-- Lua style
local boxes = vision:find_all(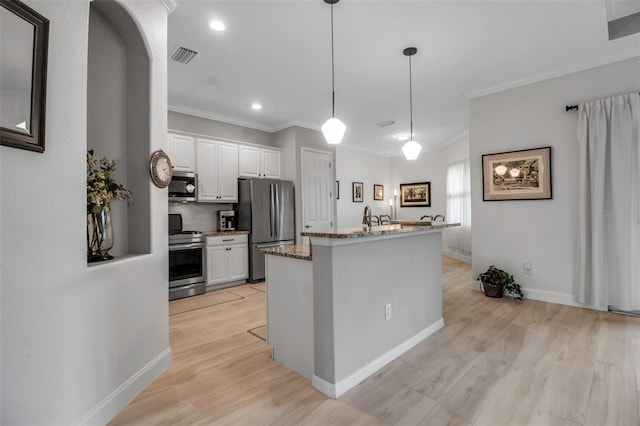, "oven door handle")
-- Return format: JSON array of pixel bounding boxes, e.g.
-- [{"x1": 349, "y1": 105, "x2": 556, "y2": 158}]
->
[{"x1": 169, "y1": 242, "x2": 205, "y2": 251}]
